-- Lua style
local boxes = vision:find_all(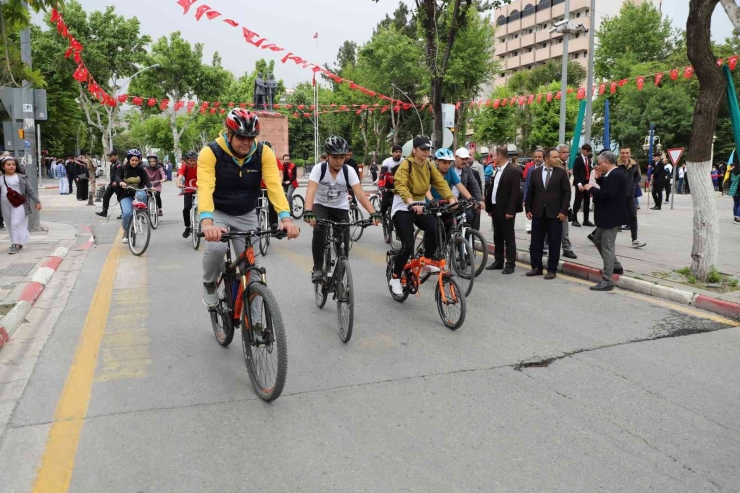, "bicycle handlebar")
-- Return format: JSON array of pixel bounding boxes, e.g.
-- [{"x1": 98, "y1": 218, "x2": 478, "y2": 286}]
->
[
  {"x1": 316, "y1": 218, "x2": 375, "y2": 229},
  {"x1": 196, "y1": 228, "x2": 288, "y2": 241}
]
